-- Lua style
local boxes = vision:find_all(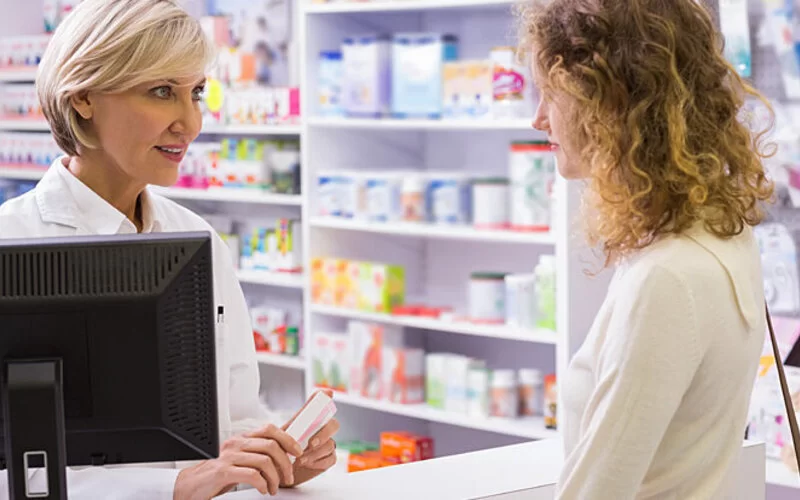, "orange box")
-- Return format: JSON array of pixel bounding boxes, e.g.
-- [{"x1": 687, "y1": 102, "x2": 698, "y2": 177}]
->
[
  {"x1": 380, "y1": 456, "x2": 401, "y2": 468},
  {"x1": 347, "y1": 451, "x2": 383, "y2": 473},
  {"x1": 379, "y1": 432, "x2": 434, "y2": 463}
]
